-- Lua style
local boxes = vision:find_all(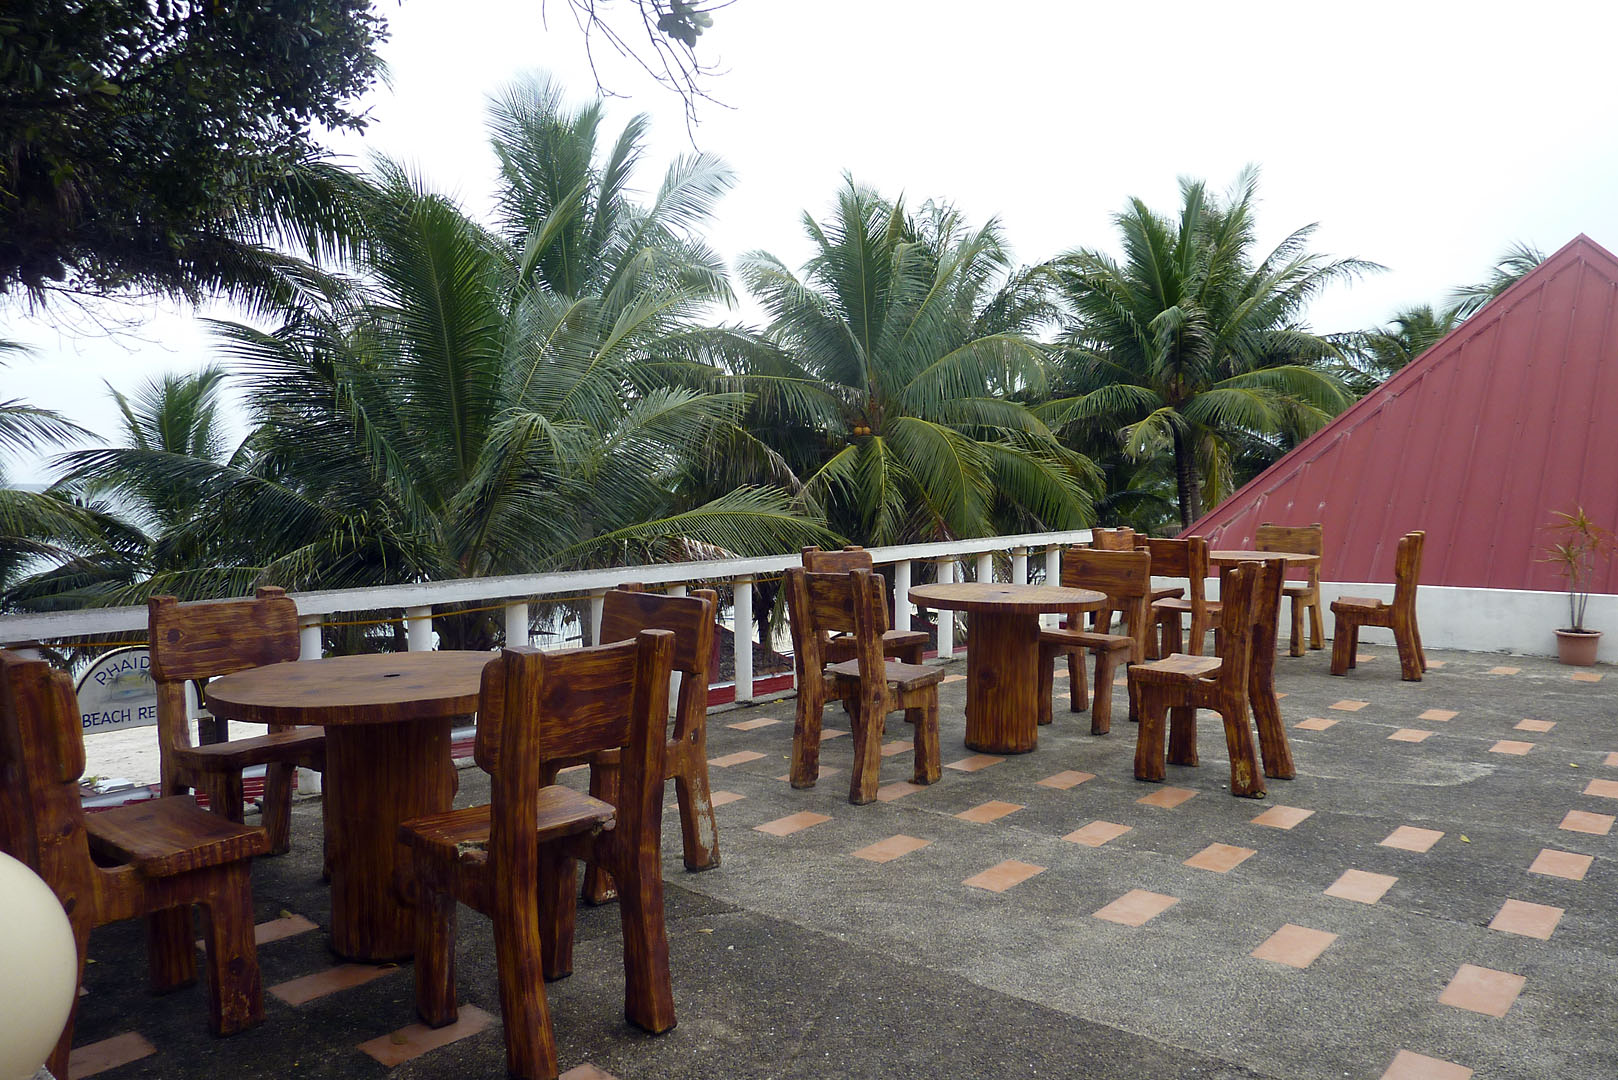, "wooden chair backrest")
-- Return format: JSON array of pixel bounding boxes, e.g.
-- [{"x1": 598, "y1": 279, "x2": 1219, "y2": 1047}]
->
[
  {"x1": 1090, "y1": 527, "x2": 1137, "y2": 551},
  {"x1": 1392, "y1": 531, "x2": 1425, "y2": 615},
  {"x1": 1246, "y1": 557, "x2": 1287, "y2": 654},
  {"x1": 1062, "y1": 547, "x2": 1152, "y2": 601},
  {"x1": 1256, "y1": 522, "x2": 1323, "y2": 585},
  {"x1": 0, "y1": 651, "x2": 93, "y2": 891},
  {"x1": 785, "y1": 567, "x2": 888, "y2": 688},
  {"x1": 802, "y1": 545, "x2": 875, "y2": 574},
  {"x1": 148, "y1": 587, "x2": 301, "y2": 683},
  {"x1": 474, "y1": 632, "x2": 674, "y2": 877},
  {"x1": 1208, "y1": 564, "x2": 1257, "y2": 689},
  {"x1": 600, "y1": 586, "x2": 717, "y2": 733},
  {"x1": 1137, "y1": 536, "x2": 1209, "y2": 604}
]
